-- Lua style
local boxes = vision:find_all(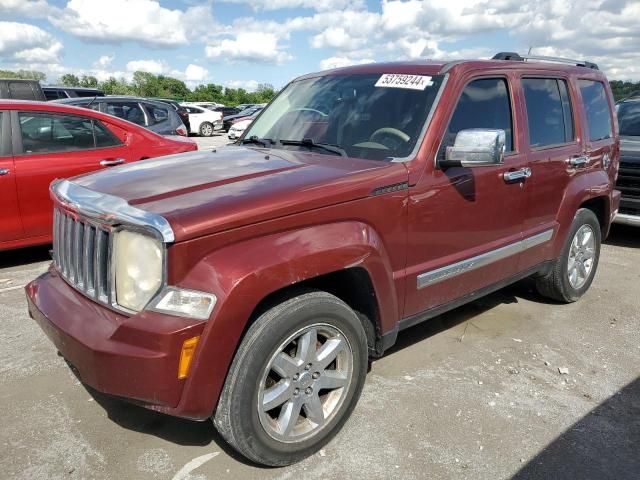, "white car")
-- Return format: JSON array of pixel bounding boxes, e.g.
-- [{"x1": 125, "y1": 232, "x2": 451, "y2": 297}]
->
[
  {"x1": 182, "y1": 105, "x2": 222, "y2": 136},
  {"x1": 227, "y1": 118, "x2": 252, "y2": 140}
]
